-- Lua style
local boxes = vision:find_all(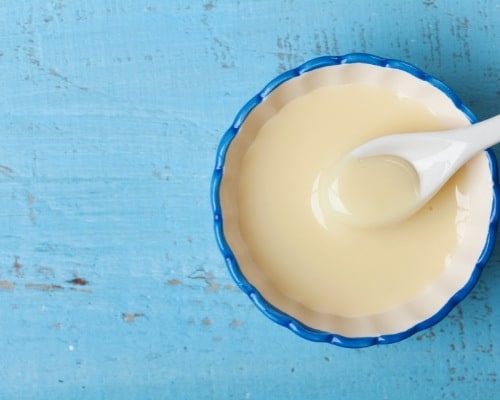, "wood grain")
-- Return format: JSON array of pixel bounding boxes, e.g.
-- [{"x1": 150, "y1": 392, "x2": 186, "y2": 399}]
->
[{"x1": 0, "y1": 0, "x2": 498, "y2": 398}]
